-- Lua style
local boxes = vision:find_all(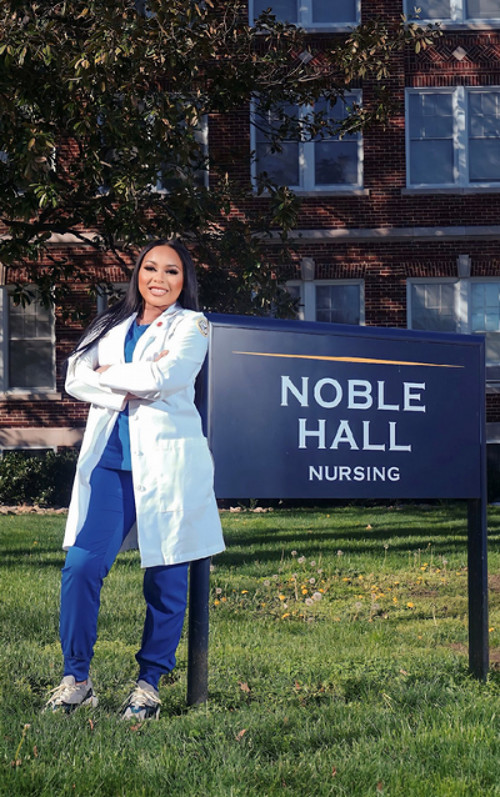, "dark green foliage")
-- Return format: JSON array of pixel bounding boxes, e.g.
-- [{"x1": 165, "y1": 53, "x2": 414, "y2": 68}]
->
[
  {"x1": 0, "y1": 448, "x2": 78, "y2": 507},
  {"x1": 0, "y1": 1, "x2": 439, "y2": 315}
]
